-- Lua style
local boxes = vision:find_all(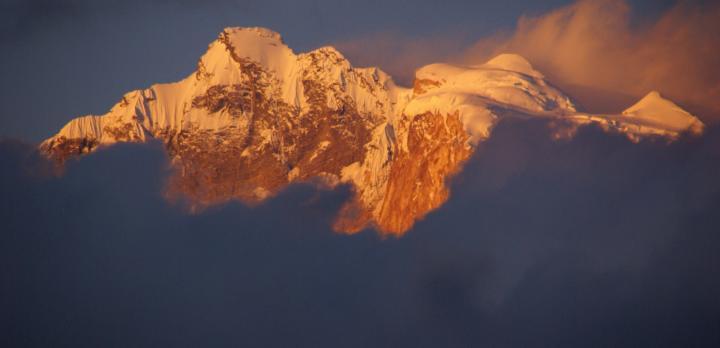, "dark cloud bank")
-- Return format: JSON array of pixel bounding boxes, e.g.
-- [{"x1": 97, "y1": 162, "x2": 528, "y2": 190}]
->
[{"x1": 2, "y1": 120, "x2": 720, "y2": 347}]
